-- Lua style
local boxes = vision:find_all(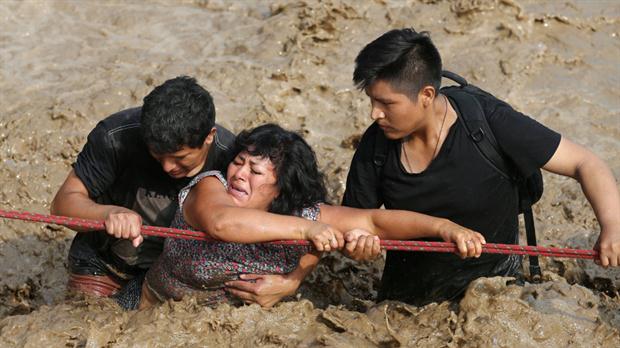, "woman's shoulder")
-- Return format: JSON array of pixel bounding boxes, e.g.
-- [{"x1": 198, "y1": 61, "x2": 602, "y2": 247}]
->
[
  {"x1": 189, "y1": 170, "x2": 227, "y2": 188},
  {"x1": 178, "y1": 170, "x2": 227, "y2": 205}
]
